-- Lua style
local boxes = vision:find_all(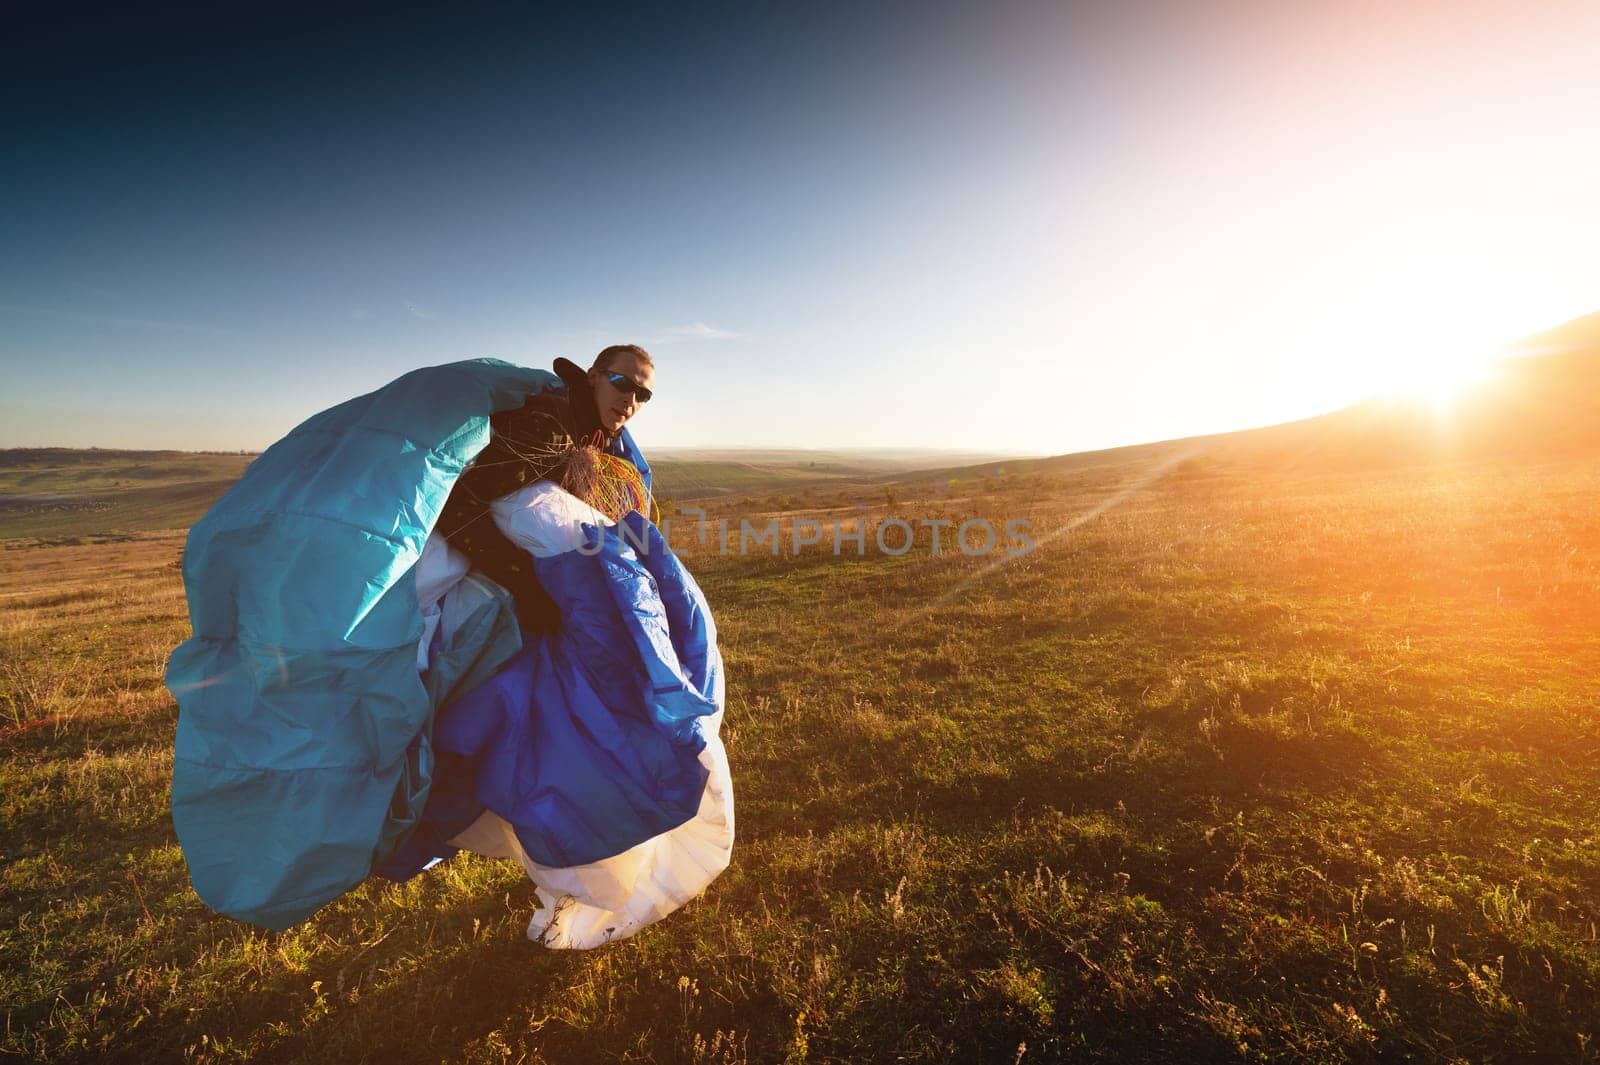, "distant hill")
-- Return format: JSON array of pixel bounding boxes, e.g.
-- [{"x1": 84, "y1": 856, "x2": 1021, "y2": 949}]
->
[
  {"x1": 0, "y1": 449, "x2": 256, "y2": 542},
  {"x1": 1507, "y1": 306, "x2": 1600, "y2": 359},
  {"x1": 0, "y1": 445, "x2": 1015, "y2": 541},
  {"x1": 0, "y1": 448, "x2": 256, "y2": 491},
  {"x1": 916, "y1": 308, "x2": 1600, "y2": 486},
  {"x1": 6, "y1": 308, "x2": 1597, "y2": 541},
  {"x1": 649, "y1": 448, "x2": 1017, "y2": 498},
  {"x1": 1228, "y1": 309, "x2": 1600, "y2": 471}
]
